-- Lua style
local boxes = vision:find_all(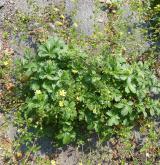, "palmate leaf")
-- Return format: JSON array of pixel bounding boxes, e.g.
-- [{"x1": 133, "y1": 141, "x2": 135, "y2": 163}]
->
[
  {"x1": 121, "y1": 106, "x2": 132, "y2": 116},
  {"x1": 115, "y1": 101, "x2": 133, "y2": 116},
  {"x1": 42, "y1": 82, "x2": 52, "y2": 93},
  {"x1": 38, "y1": 45, "x2": 51, "y2": 57},
  {"x1": 114, "y1": 95, "x2": 122, "y2": 102},
  {"x1": 107, "y1": 111, "x2": 120, "y2": 126},
  {"x1": 38, "y1": 37, "x2": 67, "y2": 59},
  {"x1": 115, "y1": 102, "x2": 124, "y2": 109},
  {"x1": 63, "y1": 132, "x2": 72, "y2": 144},
  {"x1": 57, "y1": 130, "x2": 75, "y2": 145},
  {"x1": 108, "y1": 115, "x2": 120, "y2": 126},
  {"x1": 127, "y1": 76, "x2": 136, "y2": 94},
  {"x1": 31, "y1": 82, "x2": 39, "y2": 91}
]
